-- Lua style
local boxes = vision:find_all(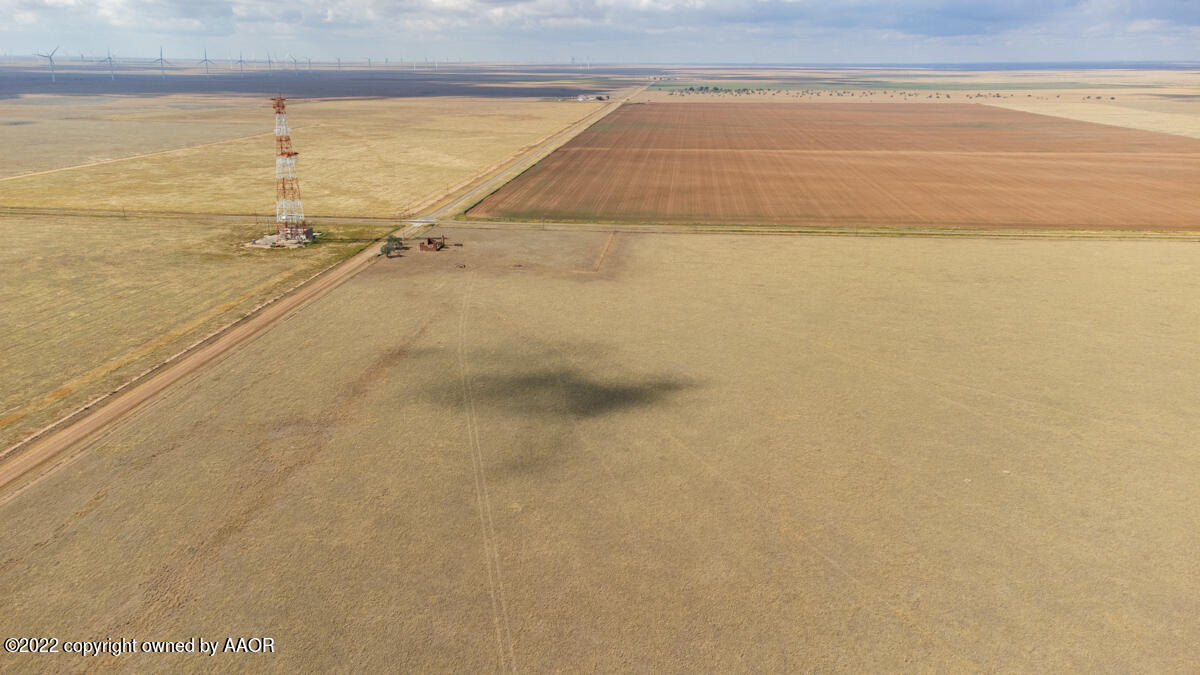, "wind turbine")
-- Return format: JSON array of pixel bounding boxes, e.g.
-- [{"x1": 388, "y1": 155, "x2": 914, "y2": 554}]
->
[
  {"x1": 236, "y1": 51, "x2": 245, "y2": 76},
  {"x1": 104, "y1": 48, "x2": 115, "y2": 80},
  {"x1": 199, "y1": 48, "x2": 213, "y2": 78},
  {"x1": 266, "y1": 51, "x2": 273, "y2": 76},
  {"x1": 288, "y1": 53, "x2": 298, "y2": 73},
  {"x1": 306, "y1": 56, "x2": 311, "y2": 72},
  {"x1": 336, "y1": 56, "x2": 341, "y2": 71},
  {"x1": 153, "y1": 46, "x2": 168, "y2": 80},
  {"x1": 35, "y1": 46, "x2": 58, "y2": 83}
]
